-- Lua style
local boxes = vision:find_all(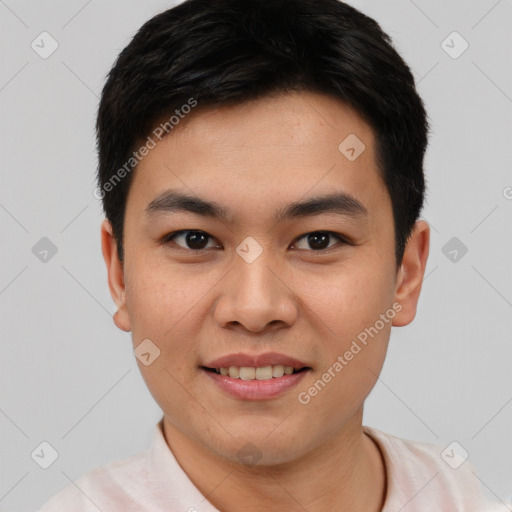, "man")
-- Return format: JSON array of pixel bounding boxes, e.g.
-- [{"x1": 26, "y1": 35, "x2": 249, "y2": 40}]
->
[{"x1": 39, "y1": 0, "x2": 502, "y2": 510}]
